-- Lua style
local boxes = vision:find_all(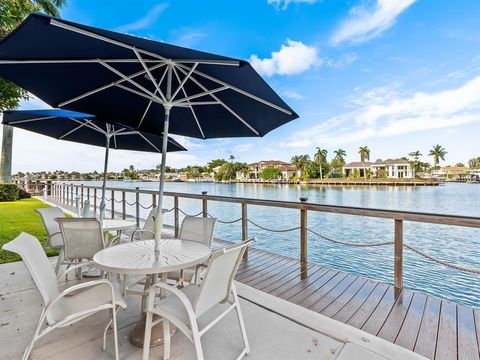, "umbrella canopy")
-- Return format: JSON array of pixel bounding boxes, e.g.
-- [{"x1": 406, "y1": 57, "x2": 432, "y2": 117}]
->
[
  {"x1": 2, "y1": 109, "x2": 186, "y2": 220},
  {"x1": 2, "y1": 109, "x2": 186, "y2": 153},
  {"x1": 0, "y1": 13, "x2": 299, "y2": 247},
  {"x1": 0, "y1": 13, "x2": 298, "y2": 139}
]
